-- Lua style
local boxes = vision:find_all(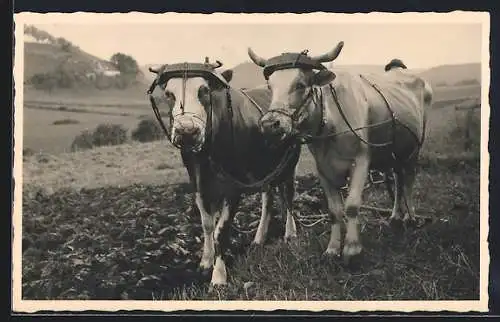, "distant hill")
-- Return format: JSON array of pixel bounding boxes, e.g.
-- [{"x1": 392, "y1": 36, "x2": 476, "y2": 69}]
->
[
  {"x1": 23, "y1": 26, "x2": 149, "y2": 97},
  {"x1": 226, "y1": 61, "x2": 481, "y2": 90},
  {"x1": 418, "y1": 63, "x2": 481, "y2": 87},
  {"x1": 24, "y1": 42, "x2": 119, "y2": 81},
  {"x1": 224, "y1": 61, "x2": 262, "y2": 89}
]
